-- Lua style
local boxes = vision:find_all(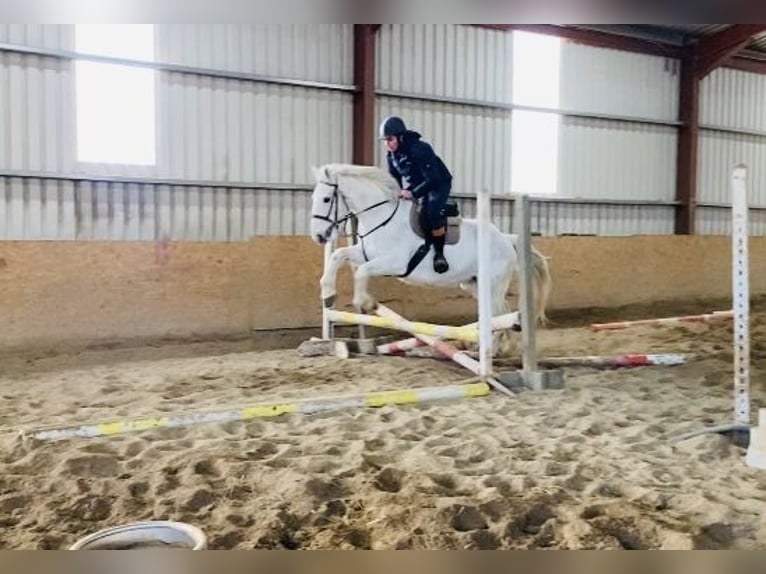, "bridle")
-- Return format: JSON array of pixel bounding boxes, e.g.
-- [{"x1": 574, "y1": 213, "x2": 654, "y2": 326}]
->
[{"x1": 311, "y1": 179, "x2": 400, "y2": 258}]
